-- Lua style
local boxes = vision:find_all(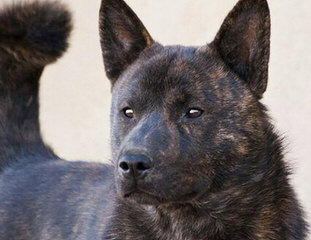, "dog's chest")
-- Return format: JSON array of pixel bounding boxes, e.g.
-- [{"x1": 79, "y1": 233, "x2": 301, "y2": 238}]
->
[{"x1": 154, "y1": 222, "x2": 201, "y2": 240}]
